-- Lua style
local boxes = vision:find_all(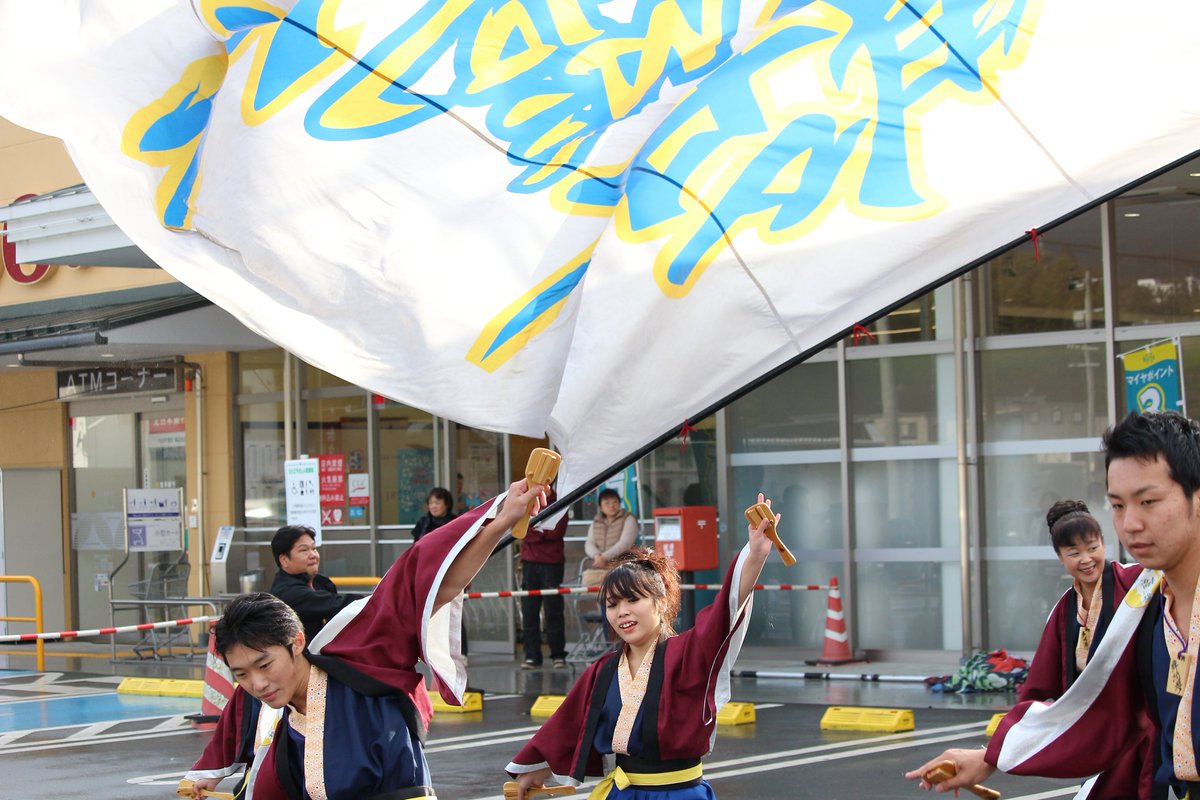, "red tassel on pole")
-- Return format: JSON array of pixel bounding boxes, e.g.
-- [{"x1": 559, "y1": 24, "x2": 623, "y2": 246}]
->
[
  {"x1": 678, "y1": 419, "x2": 697, "y2": 451},
  {"x1": 850, "y1": 324, "x2": 876, "y2": 346},
  {"x1": 1026, "y1": 227, "x2": 1040, "y2": 262}
]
